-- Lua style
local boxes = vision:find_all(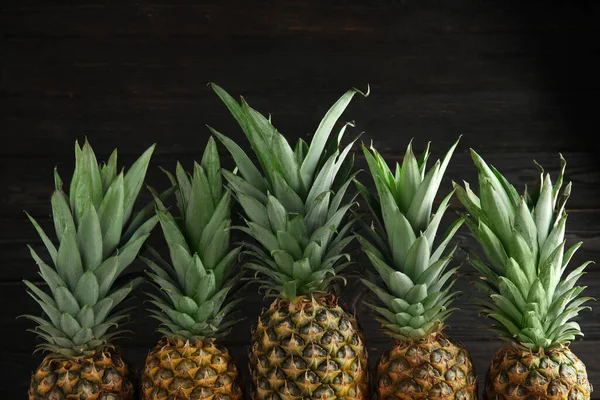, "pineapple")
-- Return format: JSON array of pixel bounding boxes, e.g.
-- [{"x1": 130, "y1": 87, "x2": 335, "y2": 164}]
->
[
  {"x1": 140, "y1": 137, "x2": 243, "y2": 400},
  {"x1": 25, "y1": 140, "x2": 157, "y2": 399},
  {"x1": 356, "y1": 140, "x2": 477, "y2": 400},
  {"x1": 210, "y1": 83, "x2": 369, "y2": 399},
  {"x1": 455, "y1": 150, "x2": 593, "y2": 399}
]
